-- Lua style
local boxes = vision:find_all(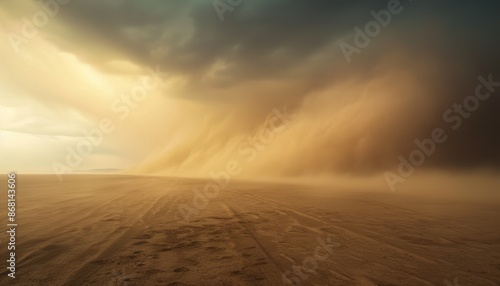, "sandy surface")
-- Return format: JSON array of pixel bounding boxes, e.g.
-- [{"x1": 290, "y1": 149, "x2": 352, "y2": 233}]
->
[{"x1": 0, "y1": 174, "x2": 499, "y2": 285}]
